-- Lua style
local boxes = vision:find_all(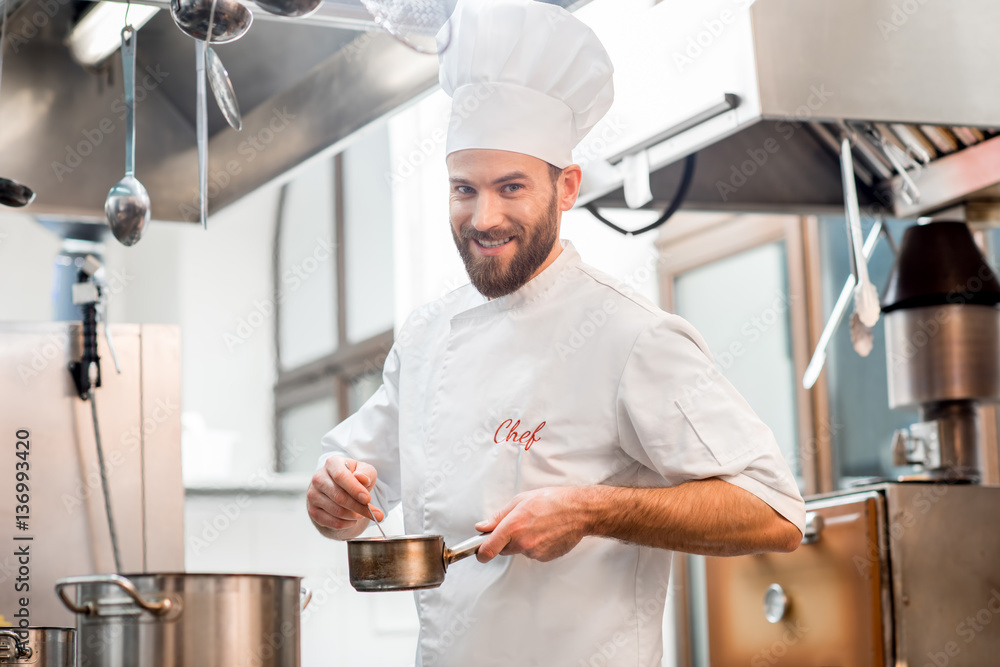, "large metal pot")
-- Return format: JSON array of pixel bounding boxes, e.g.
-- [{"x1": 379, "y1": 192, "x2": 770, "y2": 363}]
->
[
  {"x1": 0, "y1": 628, "x2": 75, "y2": 666},
  {"x1": 55, "y1": 573, "x2": 310, "y2": 667}
]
